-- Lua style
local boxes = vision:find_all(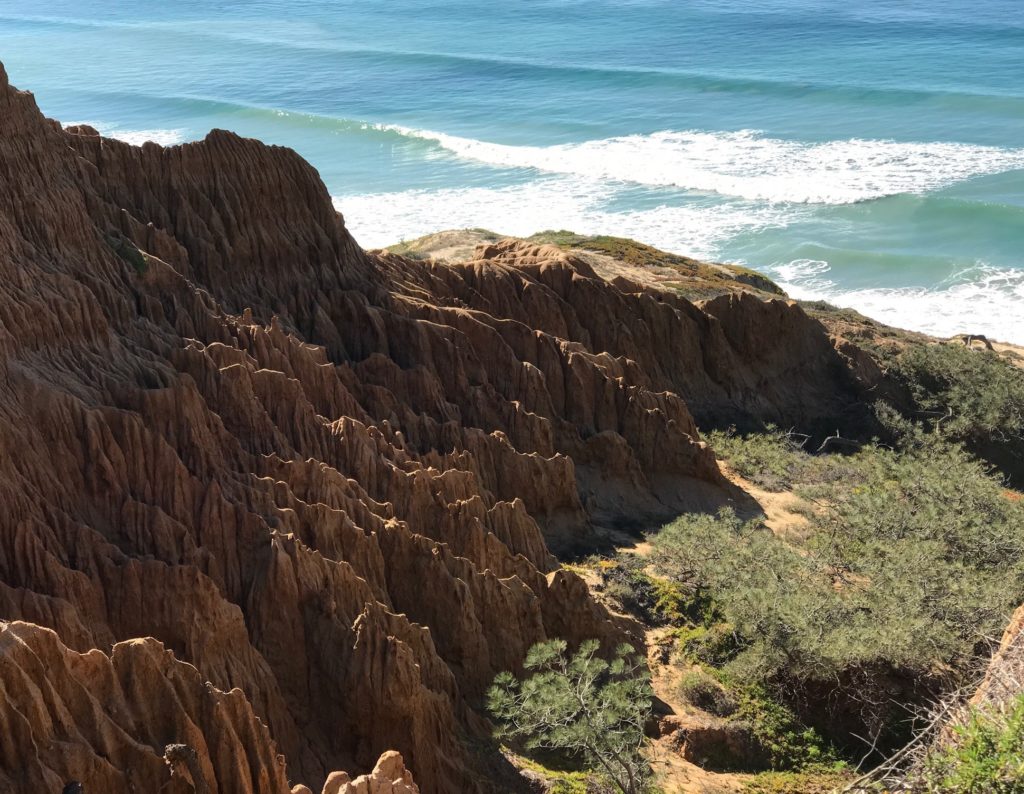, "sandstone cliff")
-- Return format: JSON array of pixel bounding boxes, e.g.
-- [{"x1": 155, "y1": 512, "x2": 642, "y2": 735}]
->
[
  {"x1": 0, "y1": 64, "x2": 871, "y2": 793},
  {"x1": 970, "y1": 604, "x2": 1024, "y2": 710}
]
